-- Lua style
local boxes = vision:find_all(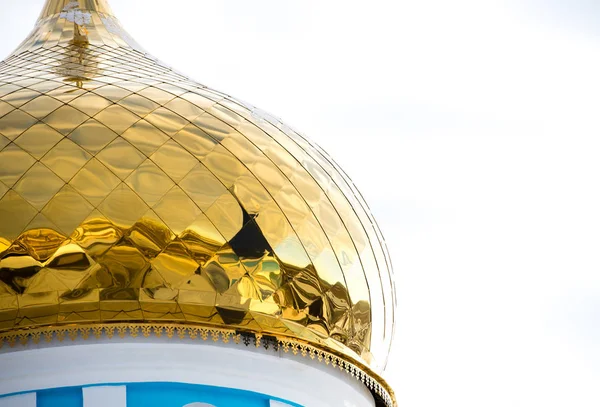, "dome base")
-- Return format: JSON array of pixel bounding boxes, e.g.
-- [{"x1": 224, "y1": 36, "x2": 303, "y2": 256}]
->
[{"x1": 0, "y1": 324, "x2": 378, "y2": 407}]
